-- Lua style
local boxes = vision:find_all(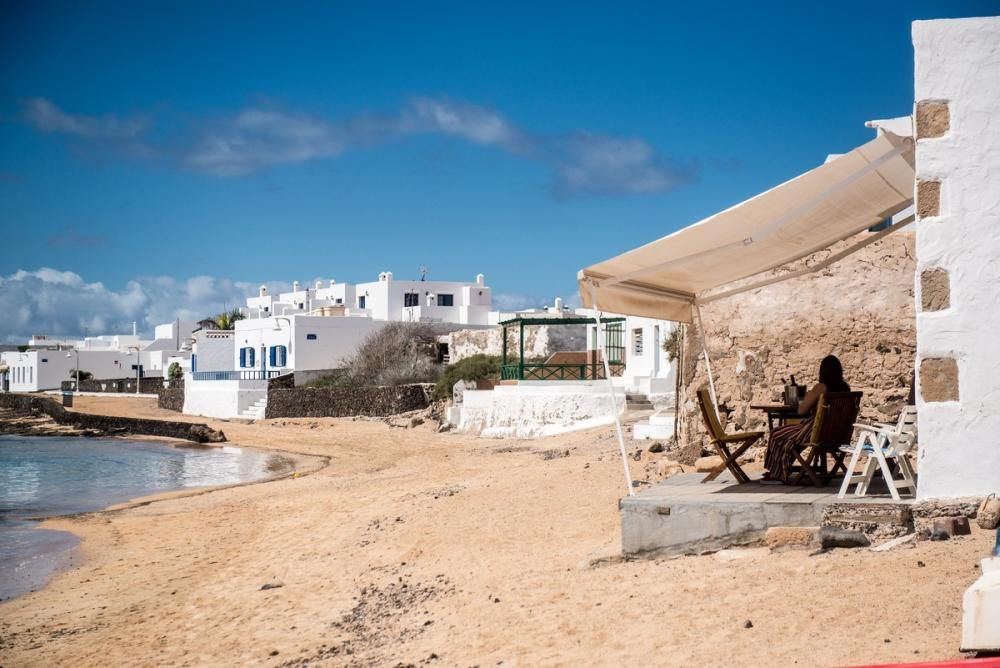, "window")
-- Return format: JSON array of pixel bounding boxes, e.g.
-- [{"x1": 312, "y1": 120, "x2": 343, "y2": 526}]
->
[
  {"x1": 633, "y1": 328, "x2": 644, "y2": 355},
  {"x1": 358, "y1": 296, "x2": 366, "y2": 309},
  {"x1": 437, "y1": 293, "x2": 454, "y2": 306},
  {"x1": 239, "y1": 347, "x2": 256, "y2": 368},
  {"x1": 269, "y1": 345, "x2": 288, "y2": 367},
  {"x1": 306, "y1": 333, "x2": 317, "y2": 341},
  {"x1": 335, "y1": 298, "x2": 343, "y2": 304},
  {"x1": 404, "y1": 292, "x2": 419, "y2": 307},
  {"x1": 41, "y1": 358, "x2": 48, "y2": 363},
  {"x1": 298, "y1": 303, "x2": 304, "y2": 309}
]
